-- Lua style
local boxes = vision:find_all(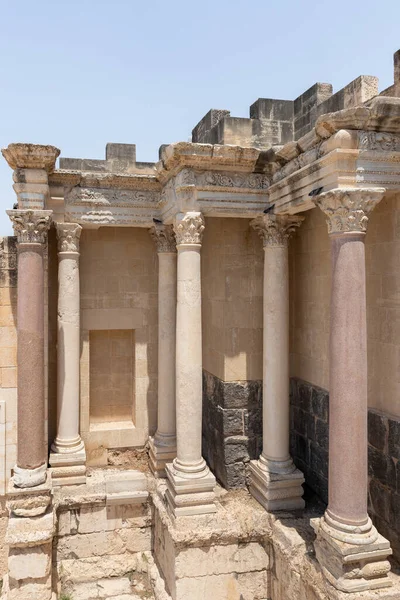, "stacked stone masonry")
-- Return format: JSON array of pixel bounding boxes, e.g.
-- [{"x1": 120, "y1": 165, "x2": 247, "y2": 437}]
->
[{"x1": 2, "y1": 48, "x2": 400, "y2": 600}]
